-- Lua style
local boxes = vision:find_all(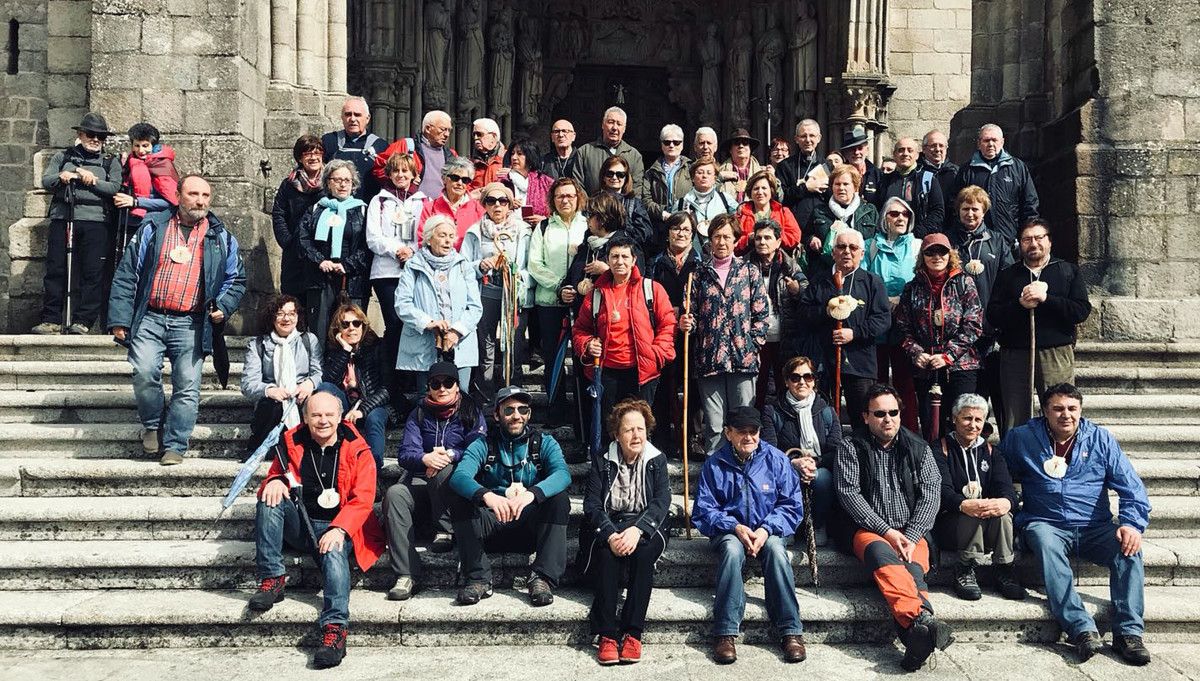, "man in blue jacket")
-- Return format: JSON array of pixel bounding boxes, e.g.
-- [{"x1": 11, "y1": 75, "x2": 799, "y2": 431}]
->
[
  {"x1": 1002, "y1": 383, "x2": 1152, "y2": 666},
  {"x1": 448, "y1": 386, "x2": 571, "y2": 607},
  {"x1": 692, "y1": 406, "x2": 806, "y2": 665},
  {"x1": 107, "y1": 175, "x2": 246, "y2": 466}
]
